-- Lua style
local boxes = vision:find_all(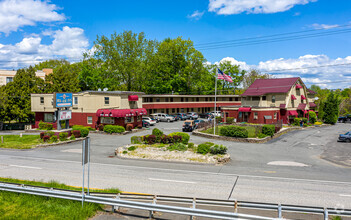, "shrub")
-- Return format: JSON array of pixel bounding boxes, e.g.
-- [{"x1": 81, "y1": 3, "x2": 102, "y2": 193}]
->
[
  {"x1": 309, "y1": 111, "x2": 317, "y2": 124},
  {"x1": 59, "y1": 132, "x2": 68, "y2": 141},
  {"x1": 262, "y1": 125, "x2": 275, "y2": 136},
  {"x1": 215, "y1": 116, "x2": 222, "y2": 123},
  {"x1": 123, "y1": 151, "x2": 128, "y2": 154},
  {"x1": 226, "y1": 117, "x2": 235, "y2": 124},
  {"x1": 50, "y1": 135, "x2": 58, "y2": 143},
  {"x1": 43, "y1": 135, "x2": 50, "y2": 142},
  {"x1": 210, "y1": 144, "x2": 227, "y2": 155},
  {"x1": 98, "y1": 124, "x2": 104, "y2": 131},
  {"x1": 128, "y1": 146, "x2": 136, "y2": 151},
  {"x1": 40, "y1": 132, "x2": 45, "y2": 139},
  {"x1": 103, "y1": 125, "x2": 125, "y2": 134},
  {"x1": 147, "y1": 135, "x2": 156, "y2": 144},
  {"x1": 152, "y1": 128, "x2": 163, "y2": 137},
  {"x1": 72, "y1": 125, "x2": 89, "y2": 137},
  {"x1": 72, "y1": 130, "x2": 81, "y2": 138},
  {"x1": 126, "y1": 124, "x2": 133, "y2": 131},
  {"x1": 160, "y1": 135, "x2": 170, "y2": 144},
  {"x1": 168, "y1": 132, "x2": 190, "y2": 144},
  {"x1": 257, "y1": 133, "x2": 267, "y2": 139},
  {"x1": 293, "y1": 118, "x2": 301, "y2": 126},
  {"x1": 219, "y1": 126, "x2": 248, "y2": 138},
  {"x1": 188, "y1": 143, "x2": 195, "y2": 149},
  {"x1": 314, "y1": 121, "x2": 323, "y2": 125},
  {"x1": 38, "y1": 121, "x2": 53, "y2": 130},
  {"x1": 167, "y1": 143, "x2": 187, "y2": 151},
  {"x1": 69, "y1": 135, "x2": 76, "y2": 140},
  {"x1": 302, "y1": 117, "x2": 308, "y2": 124},
  {"x1": 44, "y1": 131, "x2": 55, "y2": 137},
  {"x1": 197, "y1": 142, "x2": 214, "y2": 155},
  {"x1": 131, "y1": 136, "x2": 142, "y2": 144},
  {"x1": 170, "y1": 135, "x2": 182, "y2": 144}
]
